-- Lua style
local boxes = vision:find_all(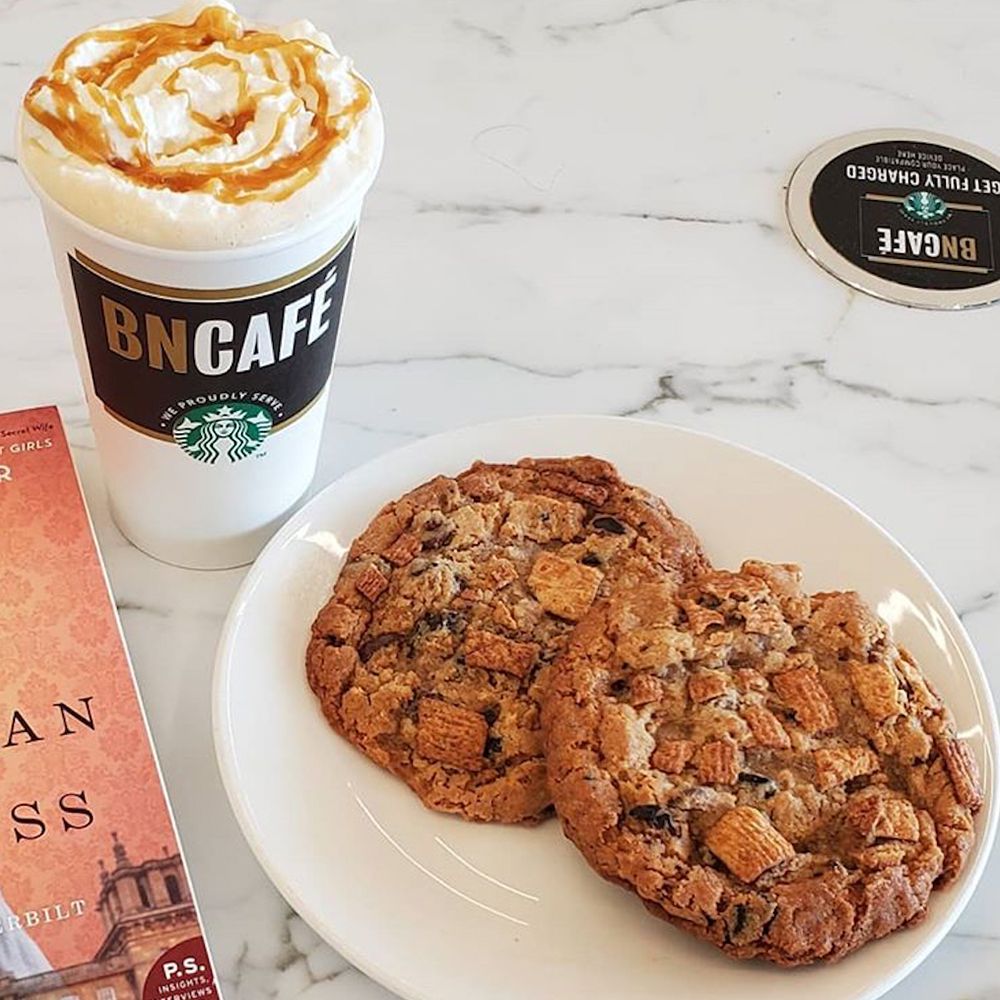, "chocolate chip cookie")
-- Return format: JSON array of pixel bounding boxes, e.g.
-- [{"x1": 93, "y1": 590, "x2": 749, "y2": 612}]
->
[
  {"x1": 306, "y1": 456, "x2": 708, "y2": 824},
  {"x1": 543, "y1": 561, "x2": 982, "y2": 964}
]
